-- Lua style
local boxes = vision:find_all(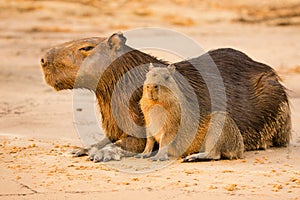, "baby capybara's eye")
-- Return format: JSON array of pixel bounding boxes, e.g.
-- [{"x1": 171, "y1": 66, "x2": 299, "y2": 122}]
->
[{"x1": 164, "y1": 75, "x2": 169, "y2": 81}]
